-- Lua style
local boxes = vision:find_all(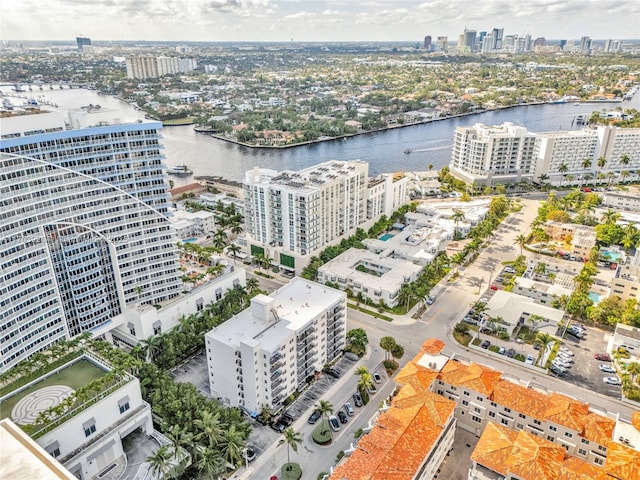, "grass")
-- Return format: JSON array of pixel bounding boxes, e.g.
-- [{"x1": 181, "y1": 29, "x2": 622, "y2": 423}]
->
[
  {"x1": 0, "y1": 359, "x2": 106, "y2": 420},
  {"x1": 348, "y1": 303, "x2": 393, "y2": 322},
  {"x1": 161, "y1": 117, "x2": 195, "y2": 126},
  {"x1": 281, "y1": 463, "x2": 302, "y2": 480},
  {"x1": 453, "y1": 329, "x2": 472, "y2": 347},
  {"x1": 312, "y1": 419, "x2": 332, "y2": 445}
]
